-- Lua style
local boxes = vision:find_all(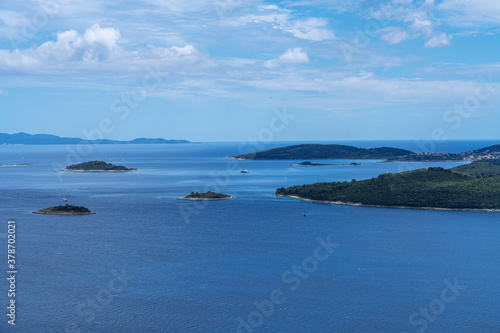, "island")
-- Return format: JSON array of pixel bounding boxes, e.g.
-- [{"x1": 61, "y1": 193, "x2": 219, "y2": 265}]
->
[
  {"x1": 291, "y1": 161, "x2": 361, "y2": 166},
  {"x1": 229, "y1": 144, "x2": 414, "y2": 160},
  {"x1": 178, "y1": 191, "x2": 233, "y2": 200},
  {"x1": 275, "y1": 160, "x2": 500, "y2": 211},
  {"x1": 63, "y1": 161, "x2": 137, "y2": 172},
  {"x1": 33, "y1": 204, "x2": 95, "y2": 215},
  {"x1": 228, "y1": 143, "x2": 500, "y2": 162}
]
